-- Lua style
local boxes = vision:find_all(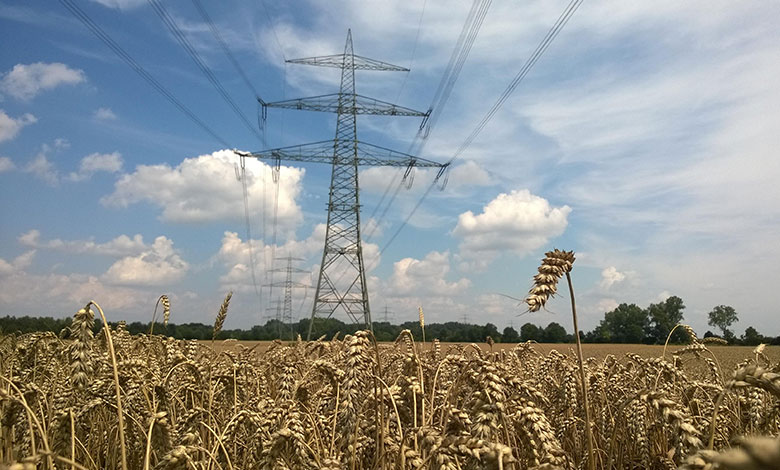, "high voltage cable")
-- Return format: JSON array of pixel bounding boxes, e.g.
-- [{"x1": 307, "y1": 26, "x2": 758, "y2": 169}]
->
[
  {"x1": 147, "y1": 0, "x2": 264, "y2": 141},
  {"x1": 365, "y1": 0, "x2": 491, "y2": 242},
  {"x1": 413, "y1": 0, "x2": 492, "y2": 156},
  {"x1": 59, "y1": 0, "x2": 231, "y2": 148},
  {"x1": 373, "y1": 0, "x2": 585, "y2": 264},
  {"x1": 389, "y1": 0, "x2": 427, "y2": 109},
  {"x1": 239, "y1": 163, "x2": 262, "y2": 303},
  {"x1": 191, "y1": 0, "x2": 262, "y2": 102},
  {"x1": 260, "y1": 0, "x2": 288, "y2": 62},
  {"x1": 364, "y1": 0, "x2": 429, "y2": 242},
  {"x1": 260, "y1": 2, "x2": 291, "y2": 314},
  {"x1": 452, "y1": 0, "x2": 584, "y2": 161},
  {"x1": 192, "y1": 0, "x2": 260, "y2": 97},
  {"x1": 61, "y1": 0, "x2": 266, "y2": 311},
  {"x1": 268, "y1": 168, "x2": 281, "y2": 306},
  {"x1": 188, "y1": 0, "x2": 268, "y2": 314}
]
